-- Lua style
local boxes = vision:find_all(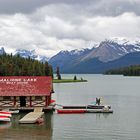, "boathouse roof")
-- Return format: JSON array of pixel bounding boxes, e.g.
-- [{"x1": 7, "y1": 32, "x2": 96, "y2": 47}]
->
[{"x1": 0, "y1": 76, "x2": 52, "y2": 96}]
